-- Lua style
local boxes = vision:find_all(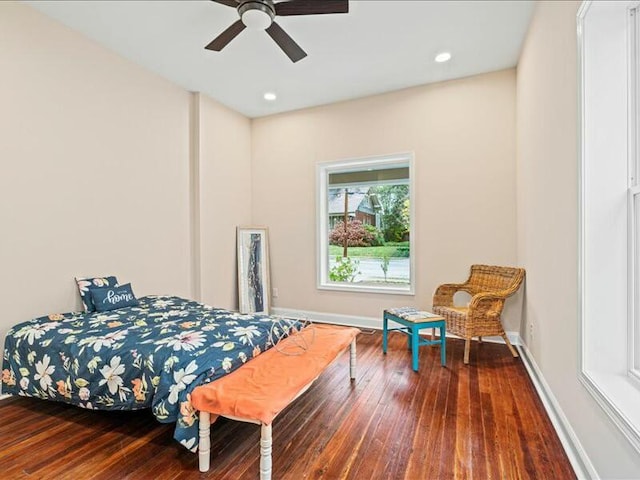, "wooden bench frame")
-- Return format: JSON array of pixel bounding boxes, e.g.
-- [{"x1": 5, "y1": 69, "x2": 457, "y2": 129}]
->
[{"x1": 197, "y1": 339, "x2": 357, "y2": 480}]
